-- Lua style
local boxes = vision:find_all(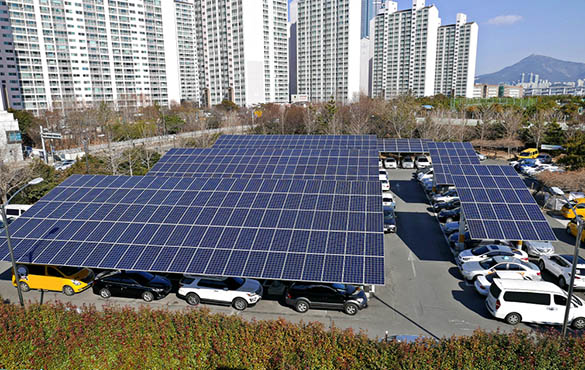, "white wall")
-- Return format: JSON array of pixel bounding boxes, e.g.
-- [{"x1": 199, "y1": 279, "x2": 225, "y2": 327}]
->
[
  {"x1": 359, "y1": 38, "x2": 370, "y2": 96},
  {"x1": 423, "y1": 6, "x2": 440, "y2": 96},
  {"x1": 242, "y1": 0, "x2": 266, "y2": 105},
  {"x1": 347, "y1": 0, "x2": 362, "y2": 101},
  {"x1": 465, "y1": 23, "x2": 479, "y2": 98},
  {"x1": 162, "y1": 1, "x2": 182, "y2": 105}
]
